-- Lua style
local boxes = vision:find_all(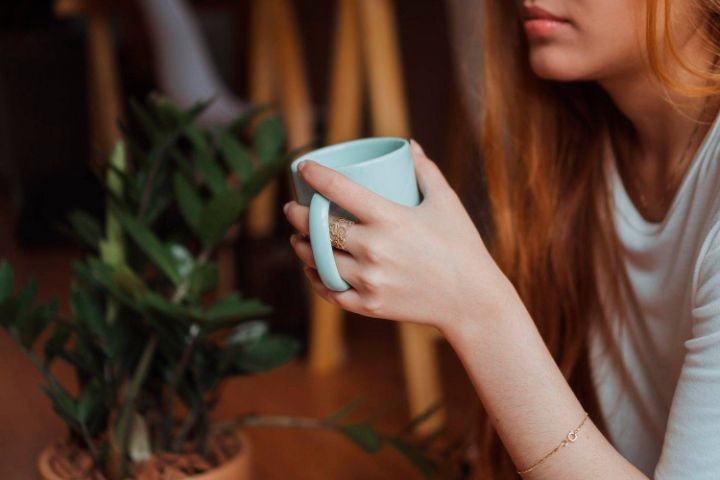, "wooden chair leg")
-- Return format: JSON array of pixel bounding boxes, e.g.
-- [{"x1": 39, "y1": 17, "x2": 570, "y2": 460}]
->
[
  {"x1": 308, "y1": 0, "x2": 364, "y2": 373},
  {"x1": 270, "y1": 0, "x2": 315, "y2": 150},
  {"x1": 87, "y1": 0, "x2": 123, "y2": 165},
  {"x1": 309, "y1": 299, "x2": 346, "y2": 372},
  {"x1": 358, "y1": 0, "x2": 409, "y2": 136},
  {"x1": 247, "y1": 0, "x2": 278, "y2": 238},
  {"x1": 359, "y1": 0, "x2": 445, "y2": 433},
  {"x1": 399, "y1": 323, "x2": 445, "y2": 434}
]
